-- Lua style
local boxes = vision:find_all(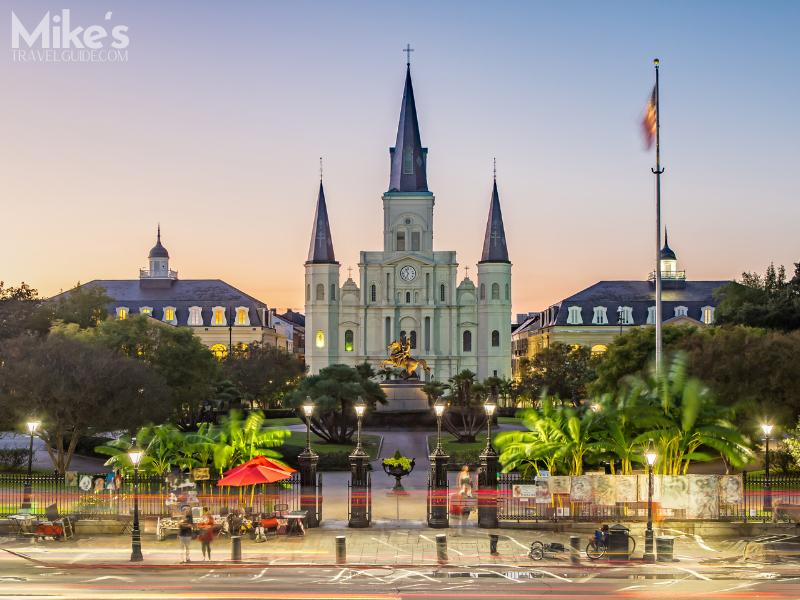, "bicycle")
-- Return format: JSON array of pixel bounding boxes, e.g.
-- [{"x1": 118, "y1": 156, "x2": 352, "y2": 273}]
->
[{"x1": 585, "y1": 531, "x2": 636, "y2": 560}]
